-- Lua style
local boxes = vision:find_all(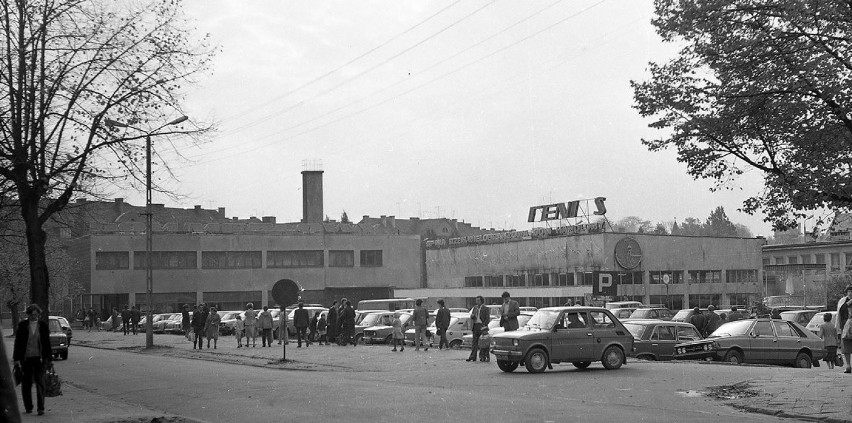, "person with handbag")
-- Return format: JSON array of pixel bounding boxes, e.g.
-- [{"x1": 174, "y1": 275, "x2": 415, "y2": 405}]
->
[
  {"x1": 12, "y1": 304, "x2": 52, "y2": 416},
  {"x1": 835, "y1": 285, "x2": 852, "y2": 373},
  {"x1": 499, "y1": 292, "x2": 521, "y2": 332},
  {"x1": 467, "y1": 296, "x2": 490, "y2": 362},
  {"x1": 435, "y1": 299, "x2": 451, "y2": 350}
]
